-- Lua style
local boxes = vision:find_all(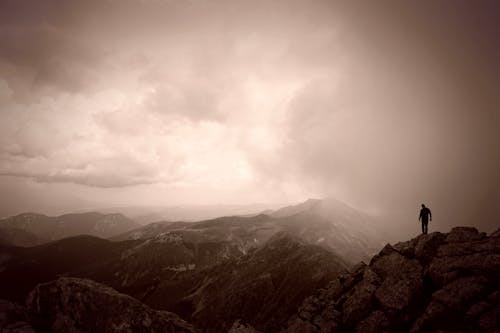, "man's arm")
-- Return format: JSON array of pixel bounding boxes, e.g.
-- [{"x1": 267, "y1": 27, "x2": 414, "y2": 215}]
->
[{"x1": 429, "y1": 209, "x2": 432, "y2": 221}]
